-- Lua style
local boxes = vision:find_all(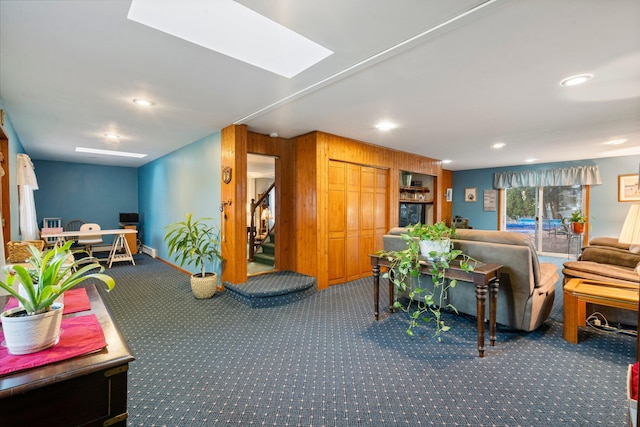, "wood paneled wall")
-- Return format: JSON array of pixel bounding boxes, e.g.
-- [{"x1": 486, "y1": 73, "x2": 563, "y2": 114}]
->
[
  {"x1": 221, "y1": 128, "x2": 443, "y2": 290},
  {"x1": 220, "y1": 124, "x2": 248, "y2": 285},
  {"x1": 441, "y1": 169, "x2": 453, "y2": 226},
  {"x1": 292, "y1": 131, "x2": 442, "y2": 289}
]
